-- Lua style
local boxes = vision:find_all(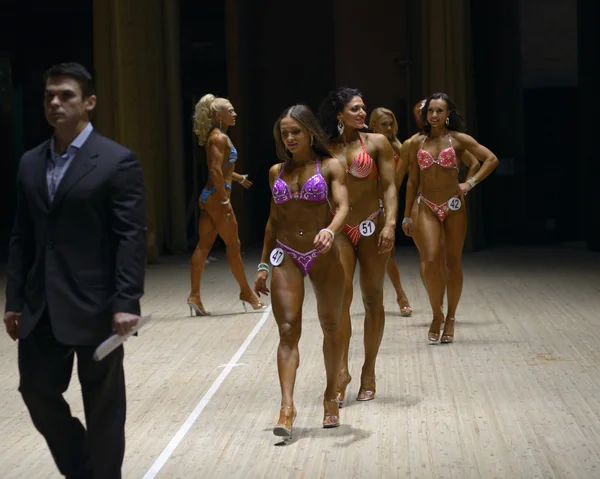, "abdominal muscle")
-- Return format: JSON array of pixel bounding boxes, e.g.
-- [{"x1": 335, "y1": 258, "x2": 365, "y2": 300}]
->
[
  {"x1": 275, "y1": 202, "x2": 332, "y2": 252},
  {"x1": 419, "y1": 168, "x2": 459, "y2": 204}
]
